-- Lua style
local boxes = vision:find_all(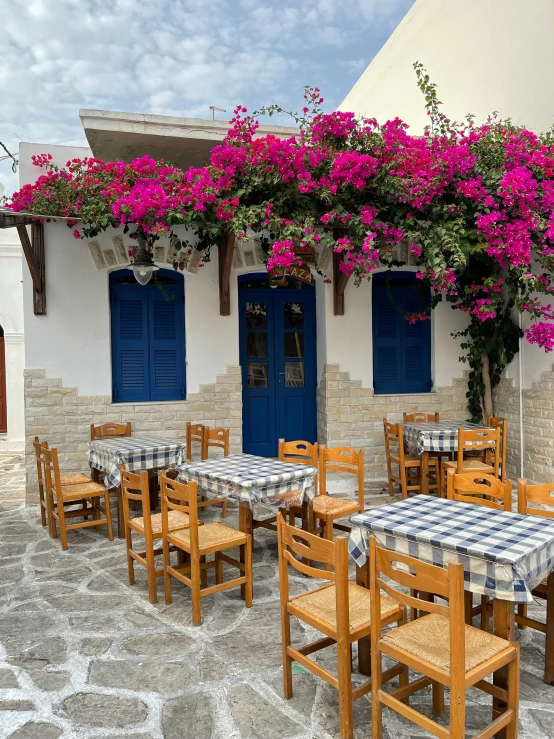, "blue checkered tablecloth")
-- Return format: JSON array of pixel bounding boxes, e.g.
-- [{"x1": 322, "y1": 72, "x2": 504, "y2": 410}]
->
[
  {"x1": 403, "y1": 420, "x2": 492, "y2": 455},
  {"x1": 89, "y1": 436, "x2": 186, "y2": 489},
  {"x1": 349, "y1": 496, "x2": 554, "y2": 603},
  {"x1": 176, "y1": 454, "x2": 317, "y2": 511}
]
